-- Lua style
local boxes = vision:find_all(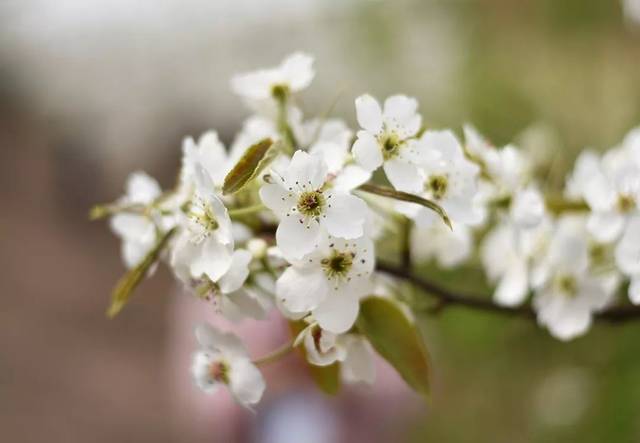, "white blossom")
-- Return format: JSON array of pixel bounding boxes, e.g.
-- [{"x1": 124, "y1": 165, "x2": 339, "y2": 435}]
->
[
  {"x1": 231, "y1": 52, "x2": 314, "y2": 103},
  {"x1": 191, "y1": 323, "x2": 265, "y2": 408},
  {"x1": 411, "y1": 221, "x2": 472, "y2": 268},
  {"x1": 171, "y1": 165, "x2": 234, "y2": 283},
  {"x1": 615, "y1": 215, "x2": 640, "y2": 304},
  {"x1": 276, "y1": 234, "x2": 374, "y2": 333},
  {"x1": 352, "y1": 94, "x2": 433, "y2": 193},
  {"x1": 110, "y1": 171, "x2": 171, "y2": 268},
  {"x1": 397, "y1": 129, "x2": 482, "y2": 228},
  {"x1": 260, "y1": 150, "x2": 368, "y2": 259},
  {"x1": 532, "y1": 216, "x2": 617, "y2": 341}
]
